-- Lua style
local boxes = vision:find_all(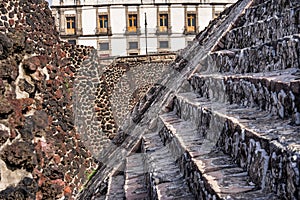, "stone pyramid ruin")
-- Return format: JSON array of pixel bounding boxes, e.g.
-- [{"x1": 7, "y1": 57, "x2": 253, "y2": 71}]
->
[
  {"x1": 0, "y1": 0, "x2": 299, "y2": 199},
  {"x1": 79, "y1": 0, "x2": 300, "y2": 199}
]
